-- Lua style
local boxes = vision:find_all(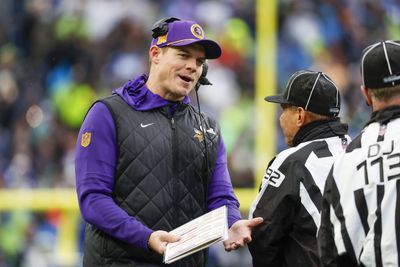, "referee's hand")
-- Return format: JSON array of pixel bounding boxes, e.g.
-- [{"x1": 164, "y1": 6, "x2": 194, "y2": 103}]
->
[
  {"x1": 148, "y1": 230, "x2": 181, "y2": 255},
  {"x1": 223, "y1": 217, "x2": 263, "y2": 251}
]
